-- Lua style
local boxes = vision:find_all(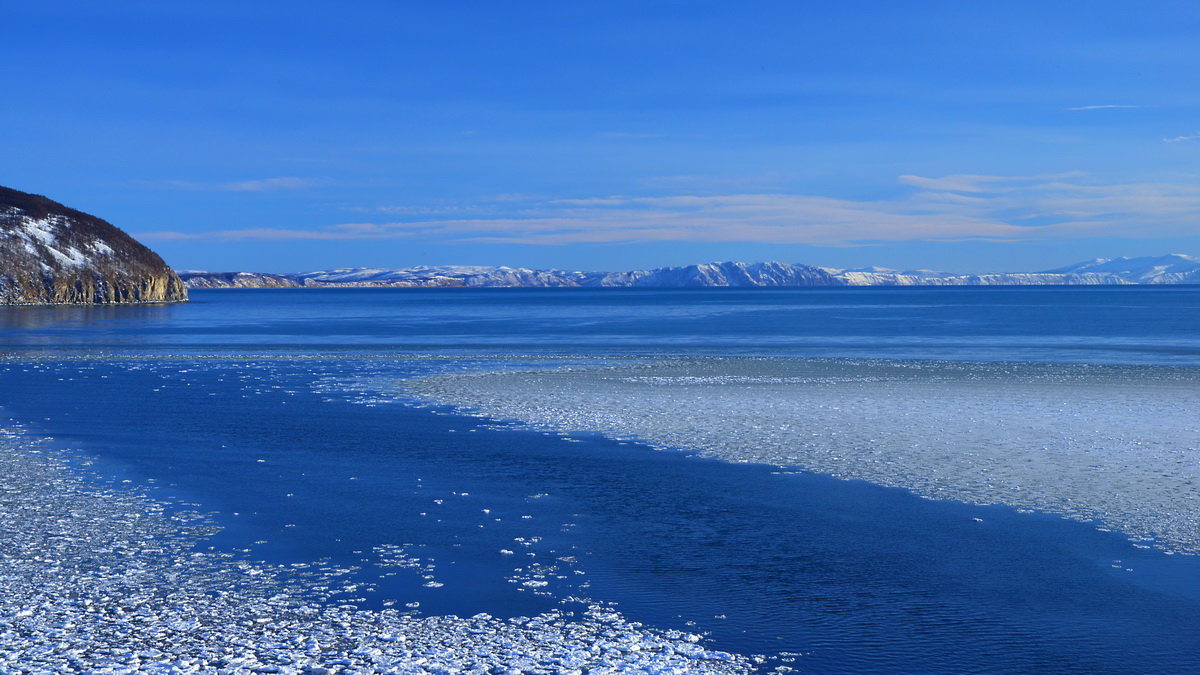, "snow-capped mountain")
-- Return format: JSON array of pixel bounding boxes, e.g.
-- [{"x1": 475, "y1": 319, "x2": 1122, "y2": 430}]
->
[
  {"x1": 824, "y1": 267, "x2": 1130, "y2": 286},
  {"x1": 0, "y1": 185, "x2": 187, "y2": 305},
  {"x1": 183, "y1": 261, "x2": 840, "y2": 288},
  {"x1": 179, "y1": 255, "x2": 1200, "y2": 289},
  {"x1": 1043, "y1": 254, "x2": 1200, "y2": 284},
  {"x1": 297, "y1": 266, "x2": 597, "y2": 287},
  {"x1": 598, "y1": 261, "x2": 838, "y2": 287},
  {"x1": 179, "y1": 271, "x2": 302, "y2": 289}
]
